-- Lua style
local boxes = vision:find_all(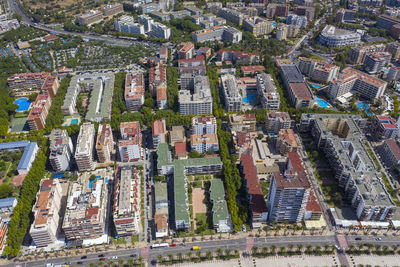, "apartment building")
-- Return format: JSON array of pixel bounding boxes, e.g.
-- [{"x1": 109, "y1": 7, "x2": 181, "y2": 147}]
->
[
  {"x1": 27, "y1": 93, "x2": 51, "y2": 131},
  {"x1": 113, "y1": 166, "x2": 141, "y2": 236},
  {"x1": 242, "y1": 17, "x2": 273, "y2": 36},
  {"x1": 96, "y1": 124, "x2": 114, "y2": 163},
  {"x1": 319, "y1": 25, "x2": 361, "y2": 47},
  {"x1": 265, "y1": 112, "x2": 291, "y2": 135},
  {"x1": 220, "y1": 74, "x2": 242, "y2": 112},
  {"x1": 266, "y1": 4, "x2": 289, "y2": 17},
  {"x1": 300, "y1": 113, "x2": 396, "y2": 222},
  {"x1": 178, "y1": 75, "x2": 213, "y2": 116},
  {"x1": 192, "y1": 25, "x2": 242, "y2": 43},
  {"x1": 7, "y1": 72, "x2": 50, "y2": 96},
  {"x1": 63, "y1": 179, "x2": 107, "y2": 241},
  {"x1": 30, "y1": 179, "x2": 62, "y2": 247},
  {"x1": 256, "y1": 72, "x2": 280, "y2": 110},
  {"x1": 197, "y1": 47, "x2": 212, "y2": 59},
  {"x1": 293, "y1": 6, "x2": 315, "y2": 21},
  {"x1": 157, "y1": 143, "x2": 222, "y2": 231},
  {"x1": 75, "y1": 123, "x2": 96, "y2": 172},
  {"x1": 328, "y1": 67, "x2": 387, "y2": 100},
  {"x1": 298, "y1": 57, "x2": 340, "y2": 83},
  {"x1": 287, "y1": 14, "x2": 308, "y2": 28},
  {"x1": 364, "y1": 52, "x2": 392, "y2": 74},
  {"x1": 386, "y1": 42, "x2": 400, "y2": 60},
  {"x1": 279, "y1": 64, "x2": 314, "y2": 108},
  {"x1": 101, "y1": 3, "x2": 123, "y2": 17},
  {"x1": 275, "y1": 129, "x2": 299, "y2": 155},
  {"x1": 209, "y1": 179, "x2": 232, "y2": 232},
  {"x1": 216, "y1": 49, "x2": 260, "y2": 65},
  {"x1": 78, "y1": 10, "x2": 103, "y2": 25},
  {"x1": 240, "y1": 153, "x2": 268, "y2": 227},
  {"x1": 267, "y1": 151, "x2": 311, "y2": 223},
  {"x1": 119, "y1": 121, "x2": 142, "y2": 162},
  {"x1": 178, "y1": 42, "x2": 195, "y2": 59},
  {"x1": 377, "y1": 14, "x2": 400, "y2": 31},
  {"x1": 218, "y1": 7, "x2": 244, "y2": 26},
  {"x1": 192, "y1": 116, "x2": 217, "y2": 135},
  {"x1": 149, "y1": 65, "x2": 167, "y2": 97},
  {"x1": 154, "y1": 183, "x2": 169, "y2": 238},
  {"x1": 49, "y1": 129, "x2": 73, "y2": 172},
  {"x1": 381, "y1": 139, "x2": 400, "y2": 171},
  {"x1": 190, "y1": 134, "x2": 219, "y2": 153},
  {"x1": 373, "y1": 115, "x2": 400, "y2": 140},
  {"x1": 229, "y1": 113, "x2": 257, "y2": 133},
  {"x1": 159, "y1": 47, "x2": 168, "y2": 63},
  {"x1": 40, "y1": 75, "x2": 59, "y2": 100},
  {"x1": 137, "y1": 15, "x2": 171, "y2": 39},
  {"x1": 0, "y1": 141, "x2": 38, "y2": 175},
  {"x1": 170, "y1": 126, "x2": 186, "y2": 144},
  {"x1": 349, "y1": 43, "x2": 386, "y2": 64},
  {"x1": 114, "y1": 16, "x2": 145, "y2": 35},
  {"x1": 152, "y1": 118, "x2": 167, "y2": 149},
  {"x1": 125, "y1": 72, "x2": 145, "y2": 111}
]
